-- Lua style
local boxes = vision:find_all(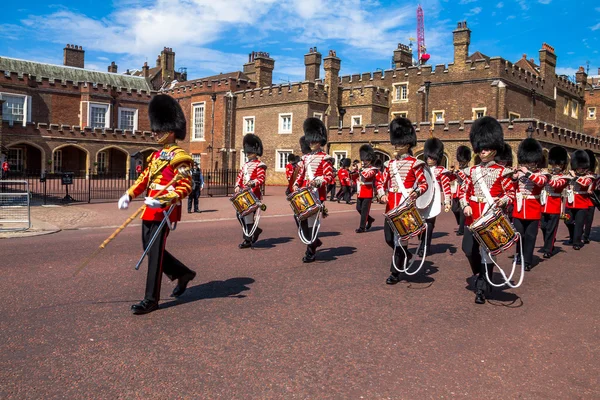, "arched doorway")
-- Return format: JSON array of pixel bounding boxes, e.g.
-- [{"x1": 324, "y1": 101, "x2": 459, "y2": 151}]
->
[
  {"x1": 7, "y1": 142, "x2": 45, "y2": 174},
  {"x1": 96, "y1": 146, "x2": 128, "y2": 176},
  {"x1": 53, "y1": 145, "x2": 89, "y2": 176}
]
